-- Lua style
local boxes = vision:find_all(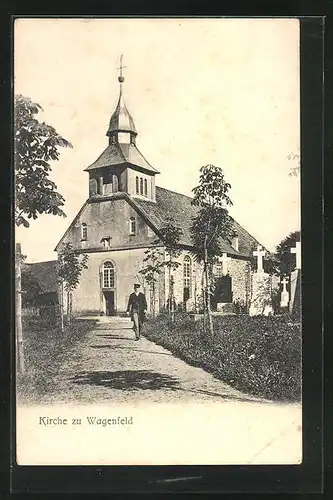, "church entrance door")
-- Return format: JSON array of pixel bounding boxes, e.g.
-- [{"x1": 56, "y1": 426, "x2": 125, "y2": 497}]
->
[
  {"x1": 213, "y1": 275, "x2": 232, "y2": 307},
  {"x1": 183, "y1": 287, "x2": 190, "y2": 311},
  {"x1": 104, "y1": 291, "x2": 115, "y2": 316}
]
